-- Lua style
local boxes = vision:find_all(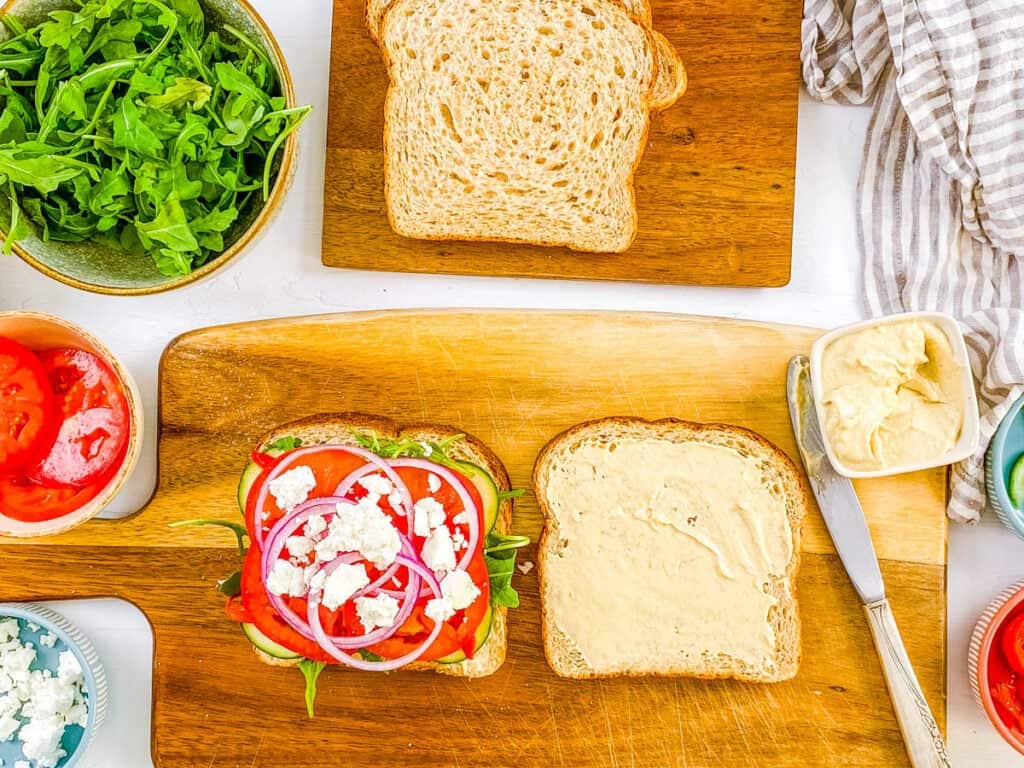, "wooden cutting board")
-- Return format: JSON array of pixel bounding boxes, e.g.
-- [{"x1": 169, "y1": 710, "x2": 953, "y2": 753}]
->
[
  {"x1": 0, "y1": 311, "x2": 947, "y2": 768},
  {"x1": 321, "y1": 0, "x2": 800, "y2": 286}
]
